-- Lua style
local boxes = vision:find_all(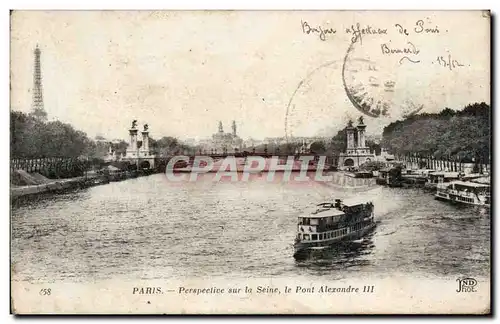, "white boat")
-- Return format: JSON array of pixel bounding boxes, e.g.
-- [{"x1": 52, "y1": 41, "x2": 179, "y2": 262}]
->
[
  {"x1": 435, "y1": 180, "x2": 490, "y2": 207},
  {"x1": 293, "y1": 199, "x2": 375, "y2": 259}
]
